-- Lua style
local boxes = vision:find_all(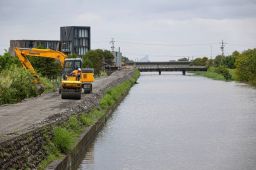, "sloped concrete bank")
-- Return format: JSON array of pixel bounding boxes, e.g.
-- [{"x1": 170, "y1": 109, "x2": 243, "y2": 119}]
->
[
  {"x1": 0, "y1": 68, "x2": 139, "y2": 169},
  {"x1": 48, "y1": 86, "x2": 133, "y2": 170}
]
